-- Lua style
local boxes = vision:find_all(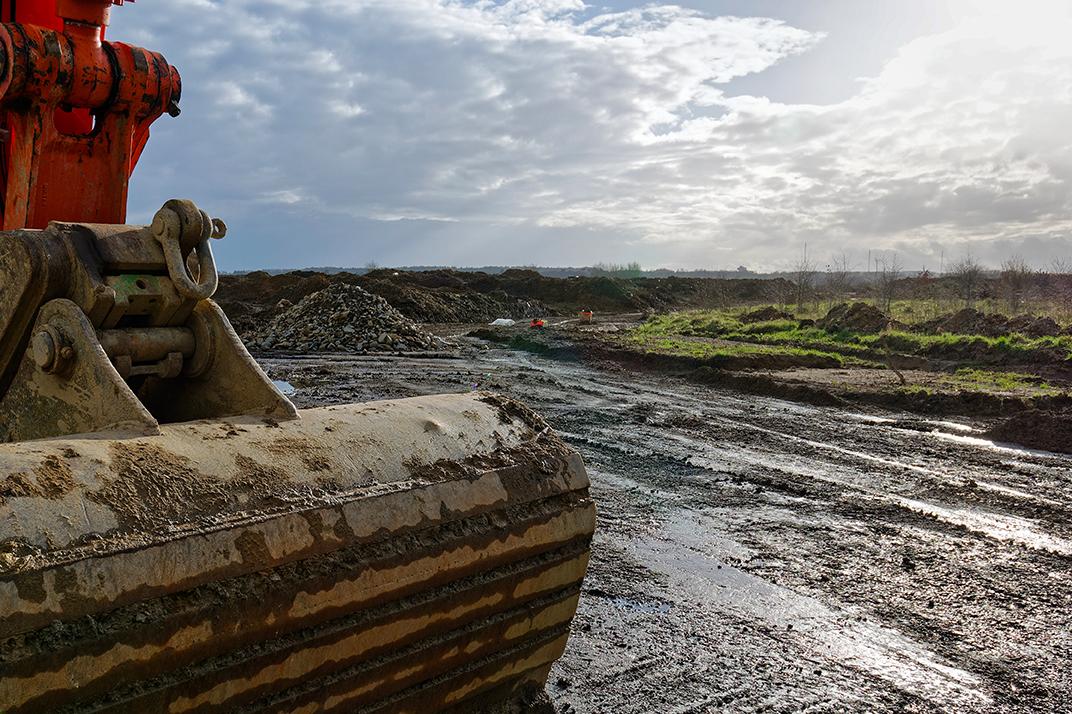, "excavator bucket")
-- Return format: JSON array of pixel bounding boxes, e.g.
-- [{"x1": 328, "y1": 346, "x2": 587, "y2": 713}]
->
[
  {"x1": 0, "y1": 4, "x2": 594, "y2": 712},
  {"x1": 0, "y1": 400, "x2": 593, "y2": 712},
  {"x1": 0, "y1": 205, "x2": 595, "y2": 713}
]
